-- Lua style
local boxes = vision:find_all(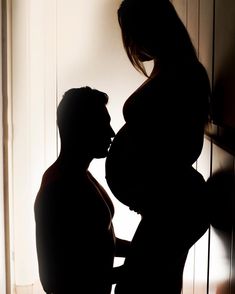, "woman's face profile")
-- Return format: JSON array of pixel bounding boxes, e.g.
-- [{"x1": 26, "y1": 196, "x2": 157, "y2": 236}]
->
[{"x1": 87, "y1": 106, "x2": 115, "y2": 159}]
